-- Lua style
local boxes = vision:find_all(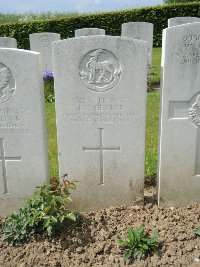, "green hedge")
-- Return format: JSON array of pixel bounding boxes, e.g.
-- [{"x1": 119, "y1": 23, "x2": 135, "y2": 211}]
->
[{"x1": 0, "y1": 2, "x2": 200, "y2": 48}]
